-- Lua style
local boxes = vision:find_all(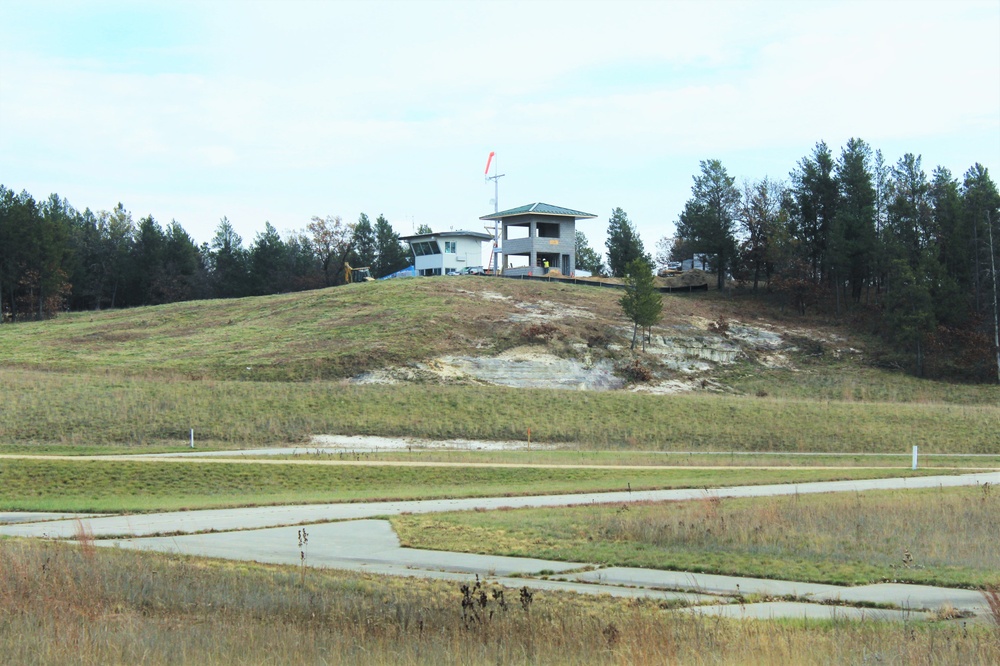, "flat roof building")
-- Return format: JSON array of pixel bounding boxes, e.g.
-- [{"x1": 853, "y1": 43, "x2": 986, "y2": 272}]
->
[{"x1": 400, "y1": 230, "x2": 493, "y2": 276}]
